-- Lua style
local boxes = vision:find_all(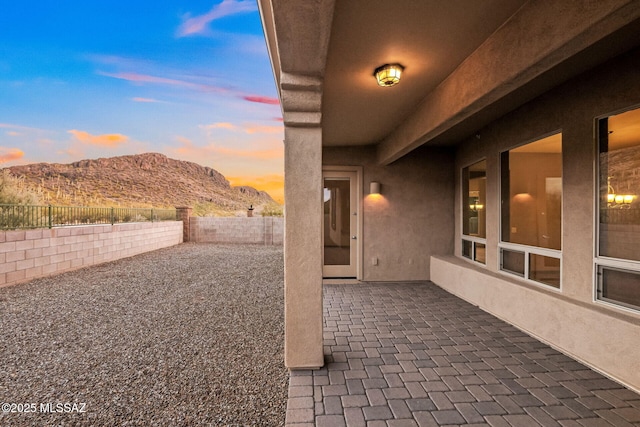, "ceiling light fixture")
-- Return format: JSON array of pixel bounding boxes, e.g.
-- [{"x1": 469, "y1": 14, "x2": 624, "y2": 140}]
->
[{"x1": 374, "y1": 63, "x2": 404, "y2": 87}]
